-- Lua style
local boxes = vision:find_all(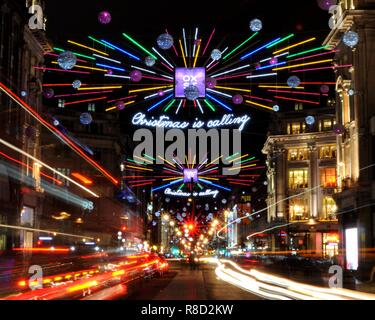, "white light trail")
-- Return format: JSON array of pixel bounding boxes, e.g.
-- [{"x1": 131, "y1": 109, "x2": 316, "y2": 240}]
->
[
  {"x1": 152, "y1": 47, "x2": 174, "y2": 69},
  {"x1": 207, "y1": 88, "x2": 233, "y2": 99},
  {"x1": 210, "y1": 64, "x2": 250, "y2": 78},
  {"x1": 92, "y1": 54, "x2": 121, "y2": 64},
  {"x1": 104, "y1": 74, "x2": 130, "y2": 79},
  {"x1": 247, "y1": 73, "x2": 278, "y2": 79}
]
